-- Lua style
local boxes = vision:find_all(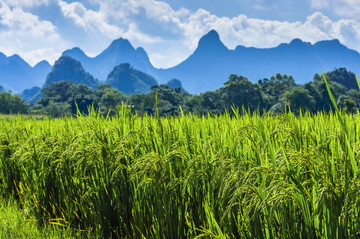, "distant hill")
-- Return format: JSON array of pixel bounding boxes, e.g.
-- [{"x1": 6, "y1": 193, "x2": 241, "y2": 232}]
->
[
  {"x1": 44, "y1": 56, "x2": 98, "y2": 89},
  {"x1": 0, "y1": 84, "x2": 4, "y2": 93},
  {"x1": 2, "y1": 30, "x2": 360, "y2": 94},
  {"x1": 166, "y1": 79, "x2": 186, "y2": 92},
  {"x1": 158, "y1": 30, "x2": 360, "y2": 93},
  {"x1": 105, "y1": 63, "x2": 158, "y2": 94},
  {"x1": 0, "y1": 53, "x2": 51, "y2": 93},
  {"x1": 21, "y1": 86, "x2": 42, "y2": 104},
  {"x1": 61, "y1": 30, "x2": 360, "y2": 93},
  {"x1": 323, "y1": 68, "x2": 358, "y2": 90},
  {"x1": 62, "y1": 38, "x2": 158, "y2": 82}
]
